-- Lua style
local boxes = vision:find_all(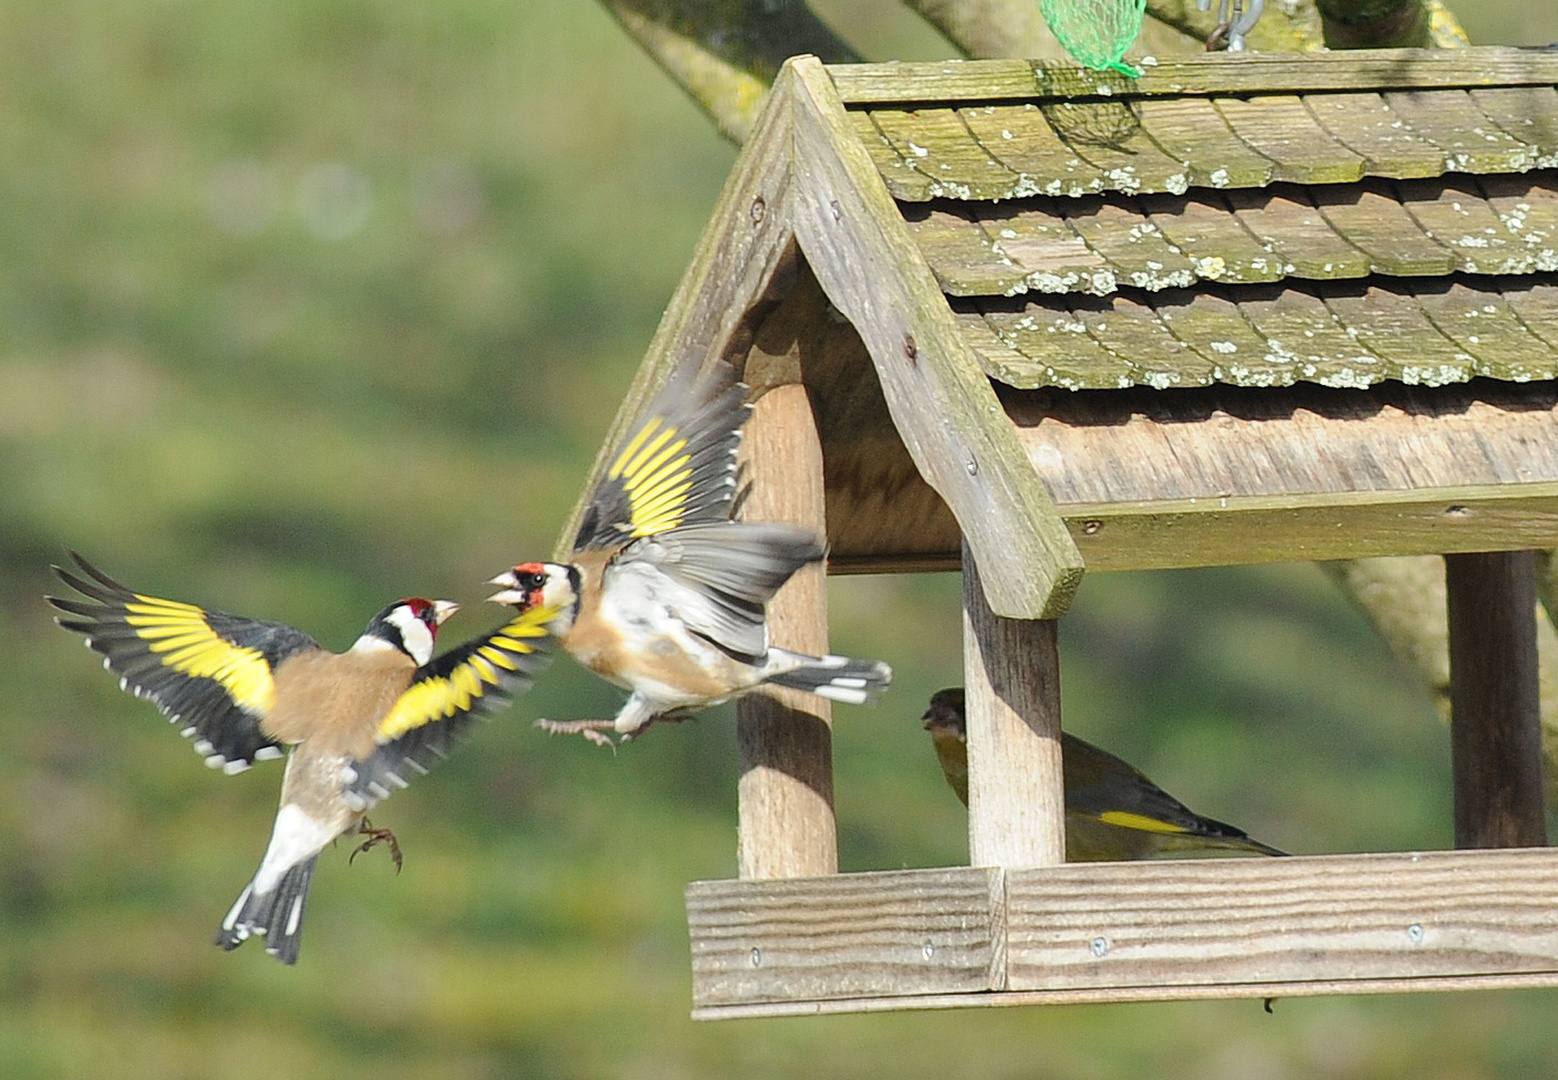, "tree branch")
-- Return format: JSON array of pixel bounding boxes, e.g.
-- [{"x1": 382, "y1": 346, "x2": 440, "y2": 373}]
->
[
  {"x1": 1323, "y1": 556, "x2": 1558, "y2": 804},
  {"x1": 597, "y1": 0, "x2": 861, "y2": 144}
]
